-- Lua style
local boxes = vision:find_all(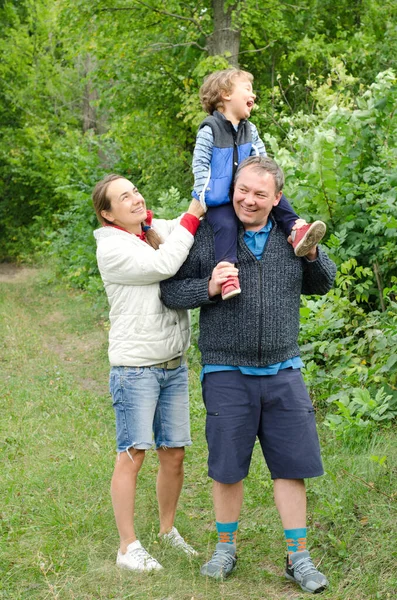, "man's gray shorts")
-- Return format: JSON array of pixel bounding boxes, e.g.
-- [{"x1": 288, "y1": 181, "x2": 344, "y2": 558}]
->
[{"x1": 201, "y1": 368, "x2": 324, "y2": 484}]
